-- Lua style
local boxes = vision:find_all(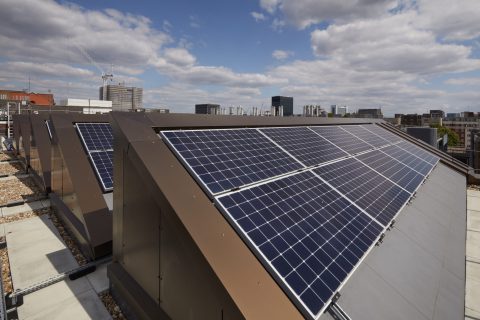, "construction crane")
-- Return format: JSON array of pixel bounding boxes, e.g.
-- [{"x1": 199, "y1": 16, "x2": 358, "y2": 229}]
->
[{"x1": 73, "y1": 42, "x2": 113, "y2": 100}]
